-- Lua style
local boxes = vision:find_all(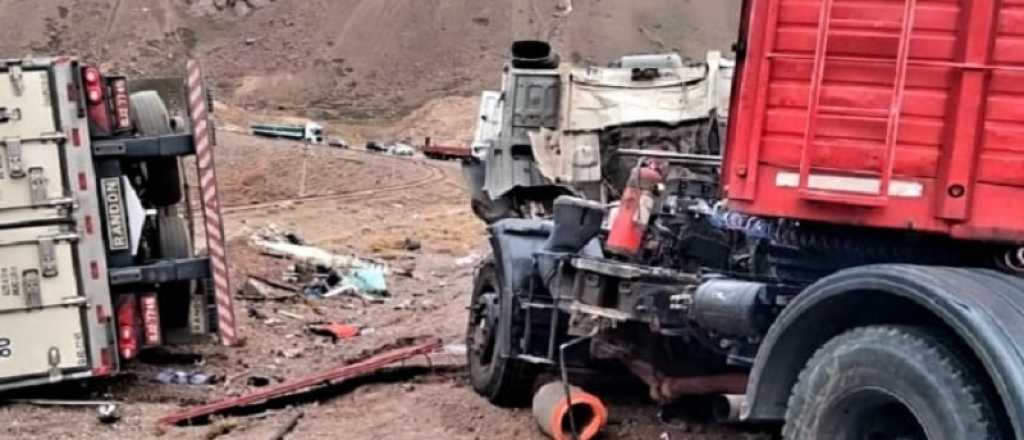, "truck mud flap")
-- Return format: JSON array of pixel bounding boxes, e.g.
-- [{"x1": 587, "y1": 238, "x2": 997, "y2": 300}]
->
[{"x1": 488, "y1": 219, "x2": 552, "y2": 296}]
